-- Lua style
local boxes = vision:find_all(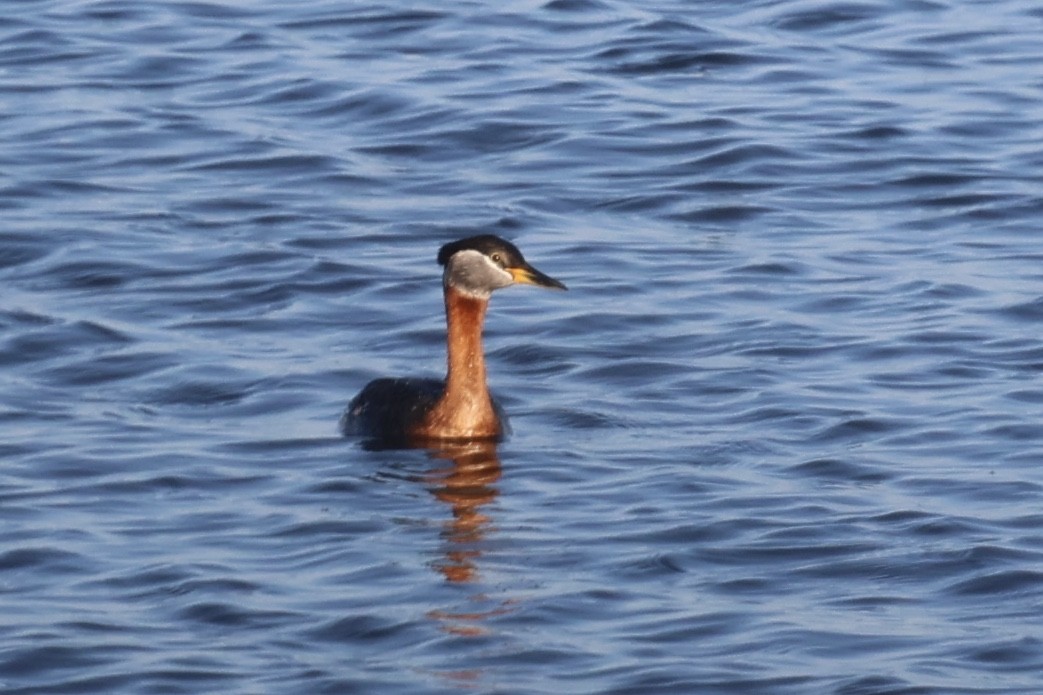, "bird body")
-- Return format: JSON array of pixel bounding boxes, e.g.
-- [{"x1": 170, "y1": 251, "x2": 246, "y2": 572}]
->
[{"x1": 342, "y1": 235, "x2": 564, "y2": 445}]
